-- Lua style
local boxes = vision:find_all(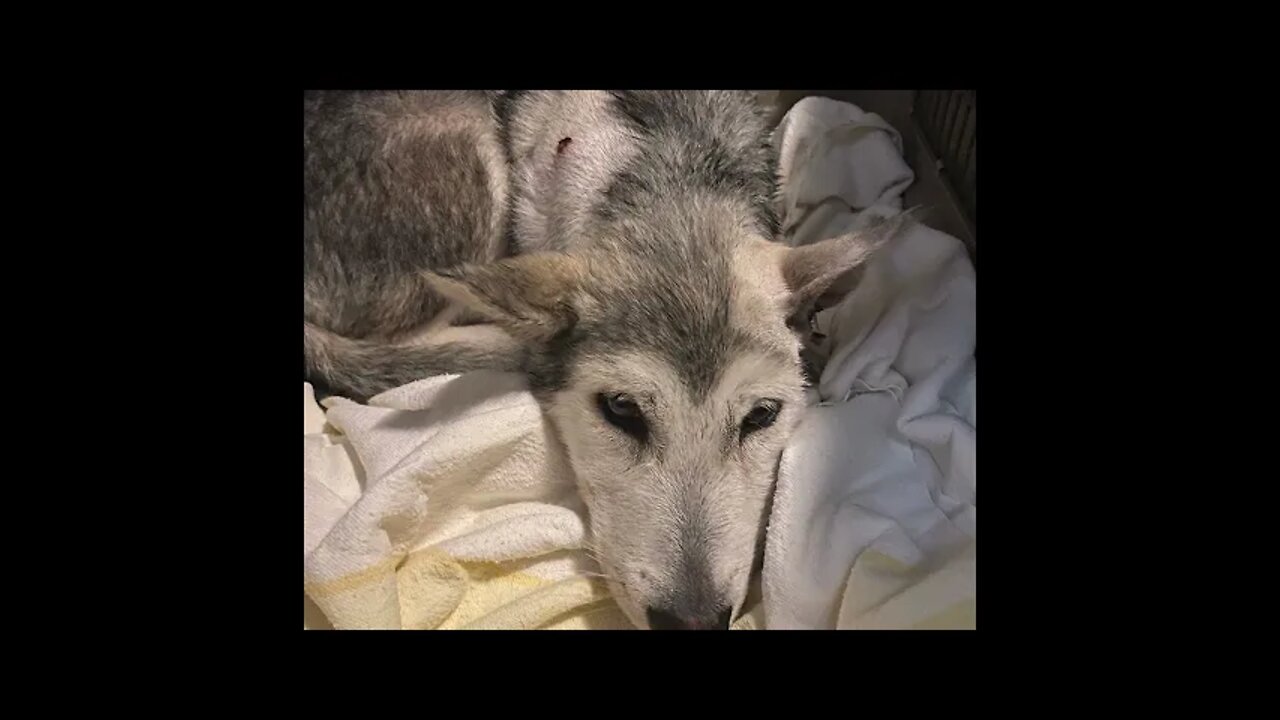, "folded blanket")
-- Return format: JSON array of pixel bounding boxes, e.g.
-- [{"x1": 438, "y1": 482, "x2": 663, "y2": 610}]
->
[
  {"x1": 304, "y1": 374, "x2": 622, "y2": 629},
  {"x1": 774, "y1": 96, "x2": 914, "y2": 248}
]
